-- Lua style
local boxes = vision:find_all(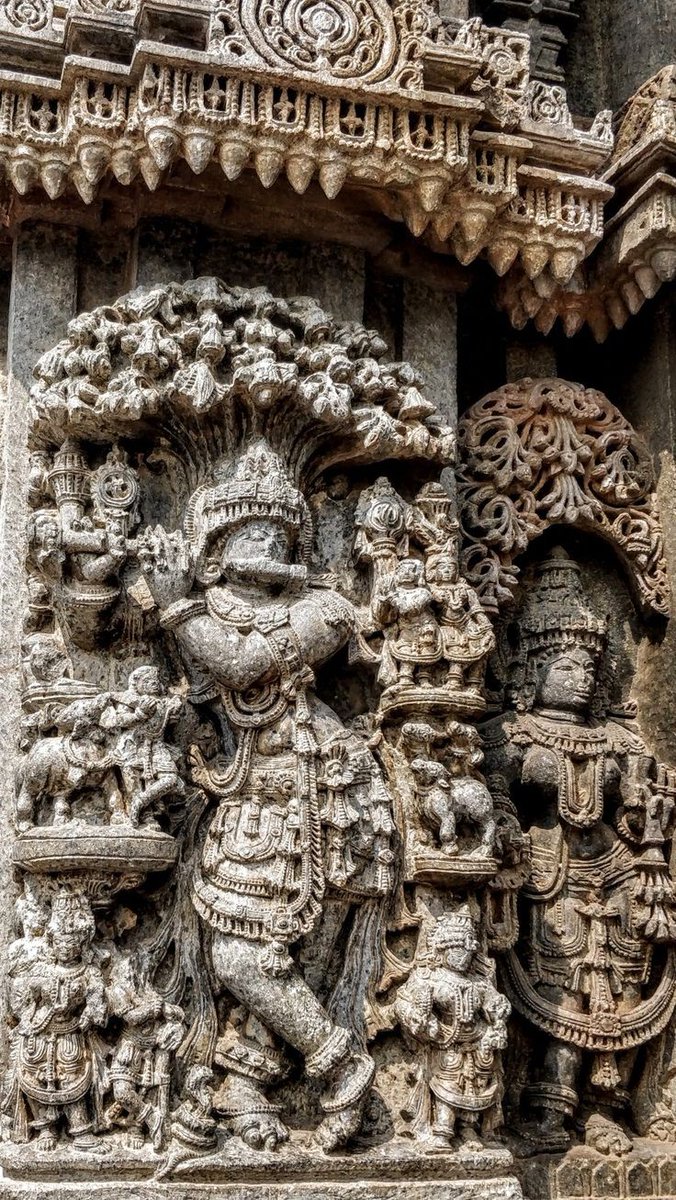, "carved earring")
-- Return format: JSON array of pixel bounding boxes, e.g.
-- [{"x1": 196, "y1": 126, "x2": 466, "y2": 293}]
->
[{"x1": 196, "y1": 557, "x2": 221, "y2": 586}]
